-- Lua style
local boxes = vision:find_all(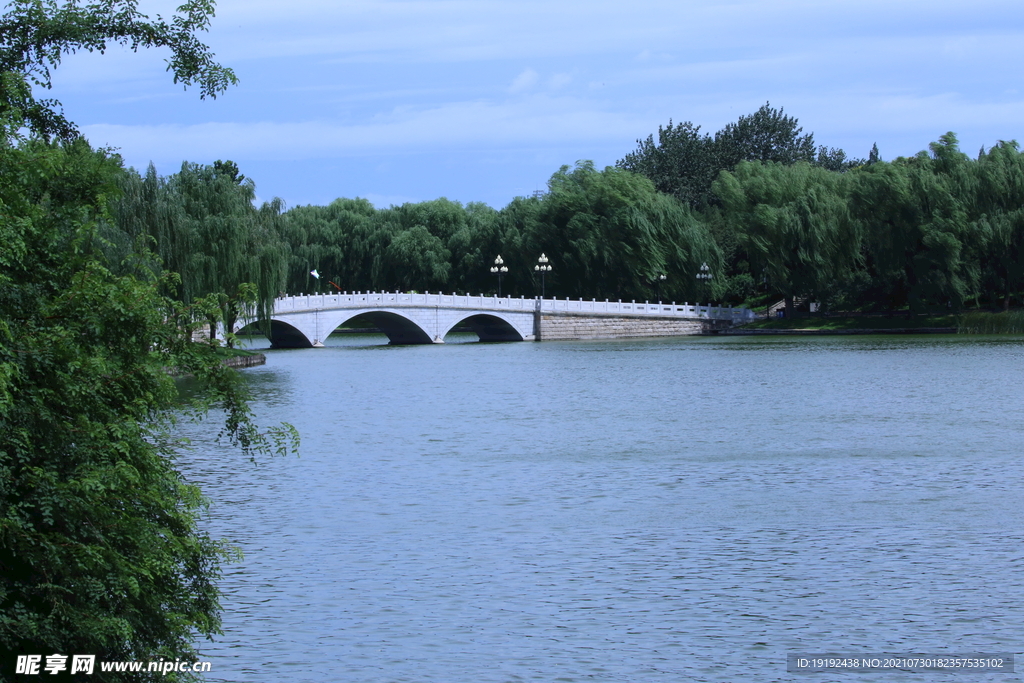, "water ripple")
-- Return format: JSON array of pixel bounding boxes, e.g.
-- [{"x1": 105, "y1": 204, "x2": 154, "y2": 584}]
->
[{"x1": 177, "y1": 335, "x2": 1024, "y2": 682}]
